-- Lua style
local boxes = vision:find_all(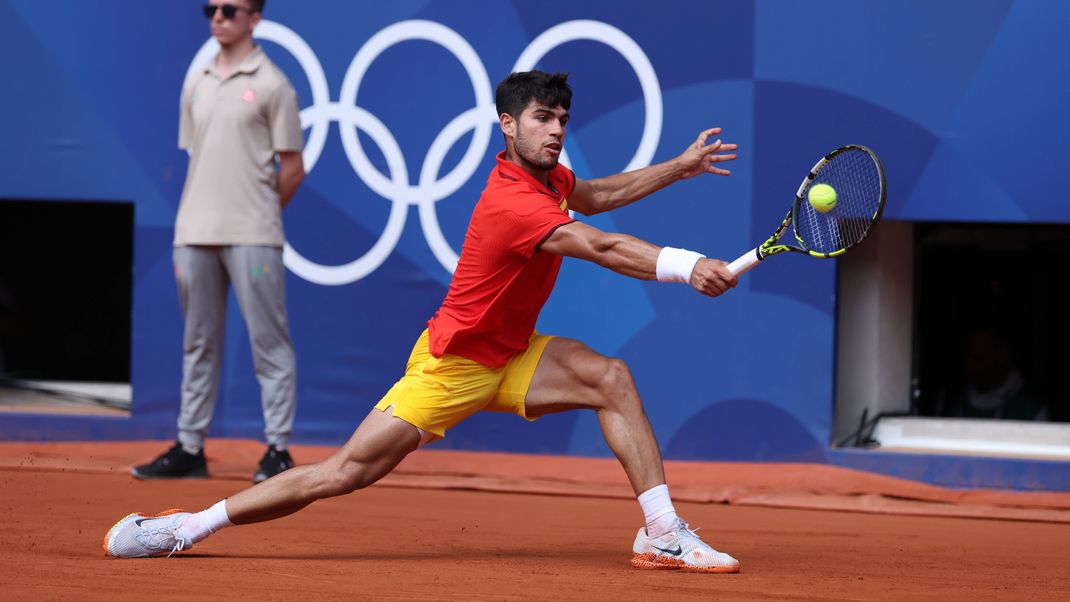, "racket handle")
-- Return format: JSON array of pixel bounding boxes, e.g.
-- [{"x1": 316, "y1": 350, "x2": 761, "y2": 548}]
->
[{"x1": 727, "y1": 248, "x2": 761, "y2": 276}]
